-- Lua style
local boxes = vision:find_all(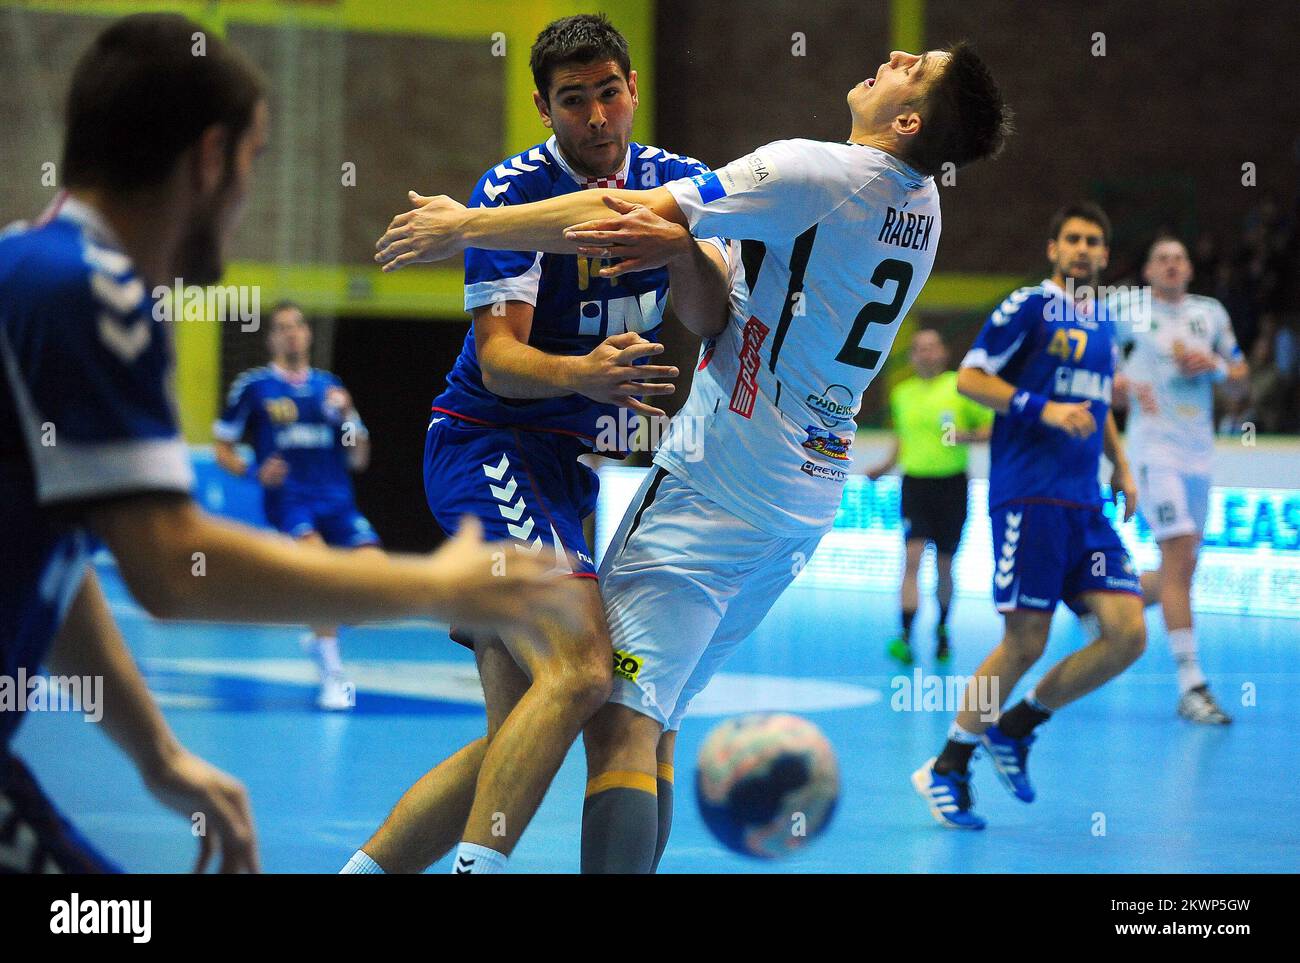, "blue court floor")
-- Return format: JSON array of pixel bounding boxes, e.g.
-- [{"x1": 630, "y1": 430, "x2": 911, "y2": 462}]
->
[{"x1": 14, "y1": 563, "x2": 1300, "y2": 873}]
